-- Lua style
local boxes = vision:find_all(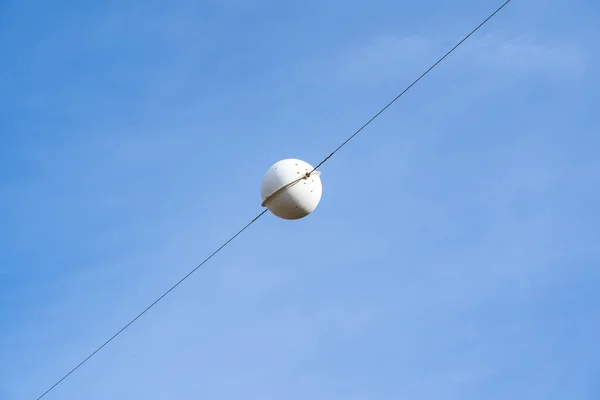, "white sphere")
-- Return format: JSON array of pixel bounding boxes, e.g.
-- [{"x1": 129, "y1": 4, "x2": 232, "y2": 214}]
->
[{"x1": 260, "y1": 158, "x2": 323, "y2": 220}]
